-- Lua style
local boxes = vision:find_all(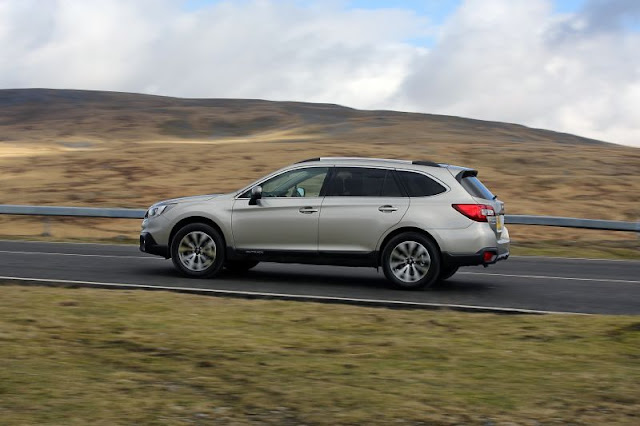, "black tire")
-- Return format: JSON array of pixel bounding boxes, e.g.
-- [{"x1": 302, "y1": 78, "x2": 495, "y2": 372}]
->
[
  {"x1": 381, "y1": 232, "x2": 441, "y2": 290},
  {"x1": 225, "y1": 260, "x2": 259, "y2": 273},
  {"x1": 439, "y1": 265, "x2": 459, "y2": 281},
  {"x1": 171, "y1": 223, "x2": 225, "y2": 278}
]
